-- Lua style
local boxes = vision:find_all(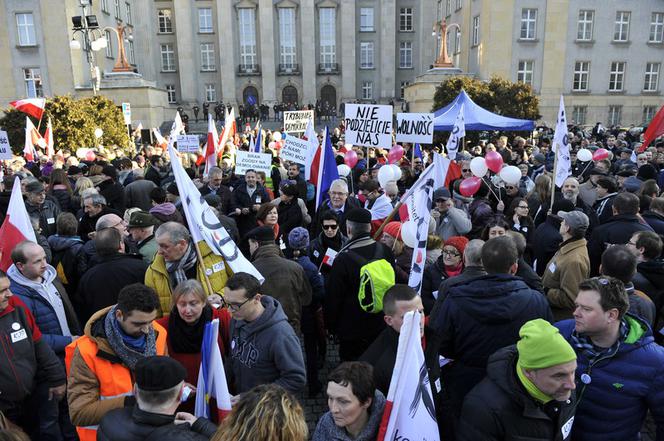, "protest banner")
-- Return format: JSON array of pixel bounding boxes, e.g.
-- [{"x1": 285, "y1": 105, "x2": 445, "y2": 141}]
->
[
  {"x1": 344, "y1": 104, "x2": 393, "y2": 148},
  {"x1": 176, "y1": 134, "x2": 200, "y2": 153},
  {"x1": 235, "y1": 150, "x2": 272, "y2": 175},
  {"x1": 0, "y1": 131, "x2": 12, "y2": 160},
  {"x1": 395, "y1": 113, "x2": 434, "y2": 144},
  {"x1": 280, "y1": 136, "x2": 311, "y2": 164},
  {"x1": 284, "y1": 110, "x2": 314, "y2": 134}
]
